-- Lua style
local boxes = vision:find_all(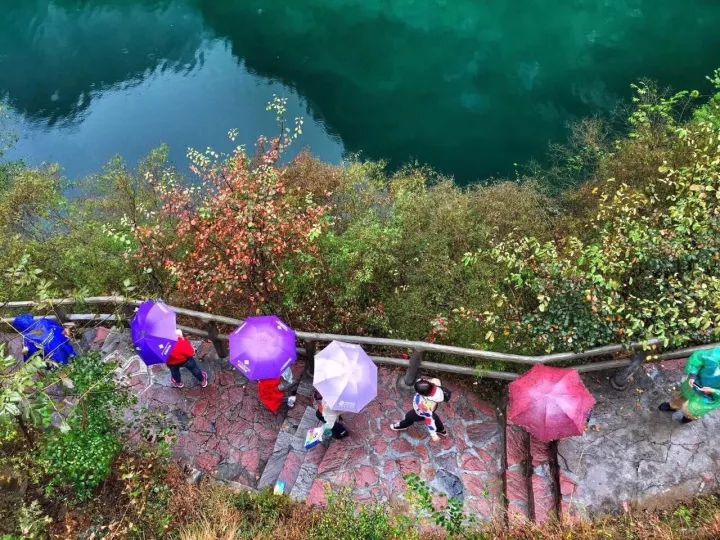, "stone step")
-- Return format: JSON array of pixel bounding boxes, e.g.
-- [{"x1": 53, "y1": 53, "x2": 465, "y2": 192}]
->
[
  {"x1": 531, "y1": 464, "x2": 556, "y2": 524},
  {"x1": 528, "y1": 436, "x2": 558, "y2": 524},
  {"x1": 296, "y1": 377, "x2": 315, "y2": 398},
  {"x1": 256, "y1": 413, "x2": 302, "y2": 490},
  {"x1": 503, "y1": 419, "x2": 561, "y2": 525},
  {"x1": 289, "y1": 411, "x2": 329, "y2": 501},
  {"x1": 274, "y1": 407, "x2": 322, "y2": 494},
  {"x1": 504, "y1": 423, "x2": 532, "y2": 525}
]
